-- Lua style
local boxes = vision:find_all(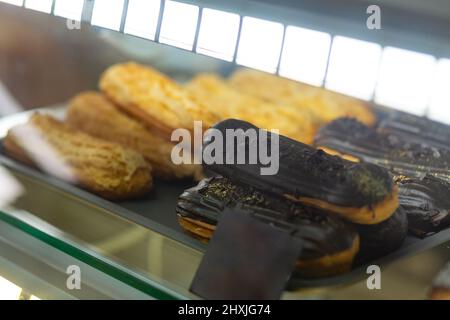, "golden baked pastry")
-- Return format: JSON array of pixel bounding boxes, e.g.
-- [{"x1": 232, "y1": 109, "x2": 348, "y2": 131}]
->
[
  {"x1": 99, "y1": 62, "x2": 220, "y2": 138},
  {"x1": 4, "y1": 114, "x2": 153, "y2": 200},
  {"x1": 66, "y1": 92, "x2": 201, "y2": 180},
  {"x1": 185, "y1": 74, "x2": 317, "y2": 144},
  {"x1": 228, "y1": 69, "x2": 376, "y2": 126}
]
